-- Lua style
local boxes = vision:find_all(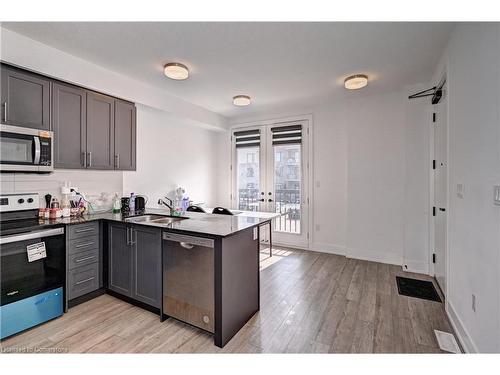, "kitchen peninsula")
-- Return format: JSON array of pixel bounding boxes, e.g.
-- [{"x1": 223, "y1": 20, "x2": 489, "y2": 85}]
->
[{"x1": 52, "y1": 208, "x2": 275, "y2": 348}]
